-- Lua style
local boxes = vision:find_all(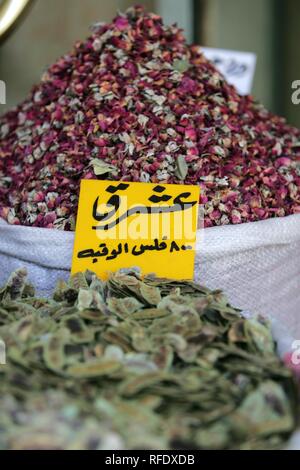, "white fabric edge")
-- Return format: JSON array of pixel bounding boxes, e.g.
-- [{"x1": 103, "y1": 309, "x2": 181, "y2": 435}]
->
[
  {"x1": 0, "y1": 218, "x2": 74, "y2": 270},
  {"x1": 196, "y1": 213, "x2": 300, "y2": 256}
]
